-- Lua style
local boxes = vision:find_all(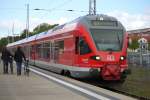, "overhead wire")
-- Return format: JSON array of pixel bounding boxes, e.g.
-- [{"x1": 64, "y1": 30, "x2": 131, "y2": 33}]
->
[
  {"x1": 49, "y1": 0, "x2": 73, "y2": 11},
  {"x1": 0, "y1": 0, "x2": 91, "y2": 14}
]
